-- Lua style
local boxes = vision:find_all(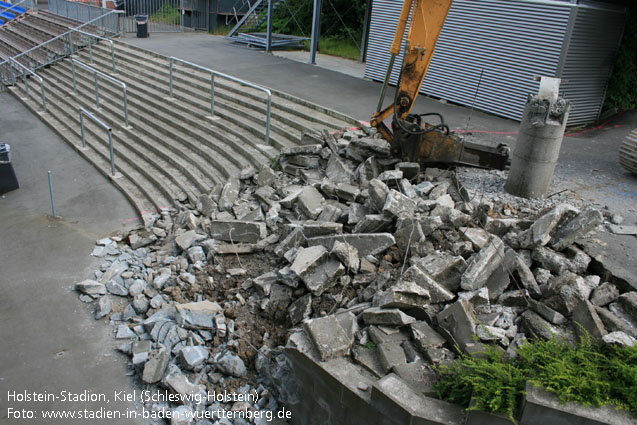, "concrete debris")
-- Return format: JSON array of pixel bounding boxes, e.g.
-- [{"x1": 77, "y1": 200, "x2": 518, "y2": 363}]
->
[{"x1": 77, "y1": 127, "x2": 628, "y2": 423}]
